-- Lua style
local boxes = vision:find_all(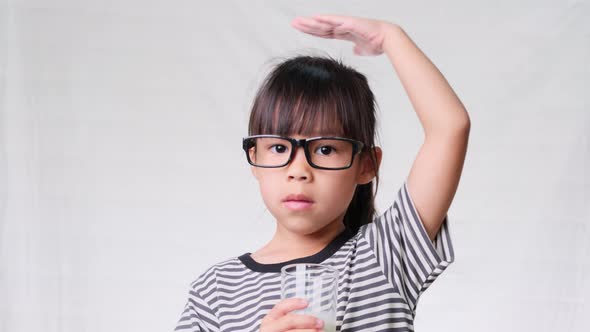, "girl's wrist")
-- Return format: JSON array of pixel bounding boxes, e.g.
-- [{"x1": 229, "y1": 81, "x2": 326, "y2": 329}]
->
[{"x1": 381, "y1": 23, "x2": 405, "y2": 52}]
